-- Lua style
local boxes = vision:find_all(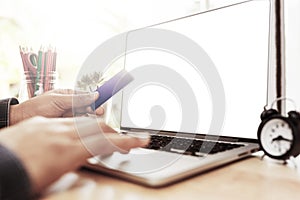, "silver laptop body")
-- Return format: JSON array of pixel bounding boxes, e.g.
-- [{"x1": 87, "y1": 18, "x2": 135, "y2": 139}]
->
[{"x1": 85, "y1": 0, "x2": 270, "y2": 187}]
